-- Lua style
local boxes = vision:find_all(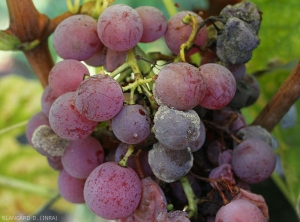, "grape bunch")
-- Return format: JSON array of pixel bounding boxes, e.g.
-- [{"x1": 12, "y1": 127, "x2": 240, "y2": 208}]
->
[{"x1": 26, "y1": 1, "x2": 275, "y2": 222}]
